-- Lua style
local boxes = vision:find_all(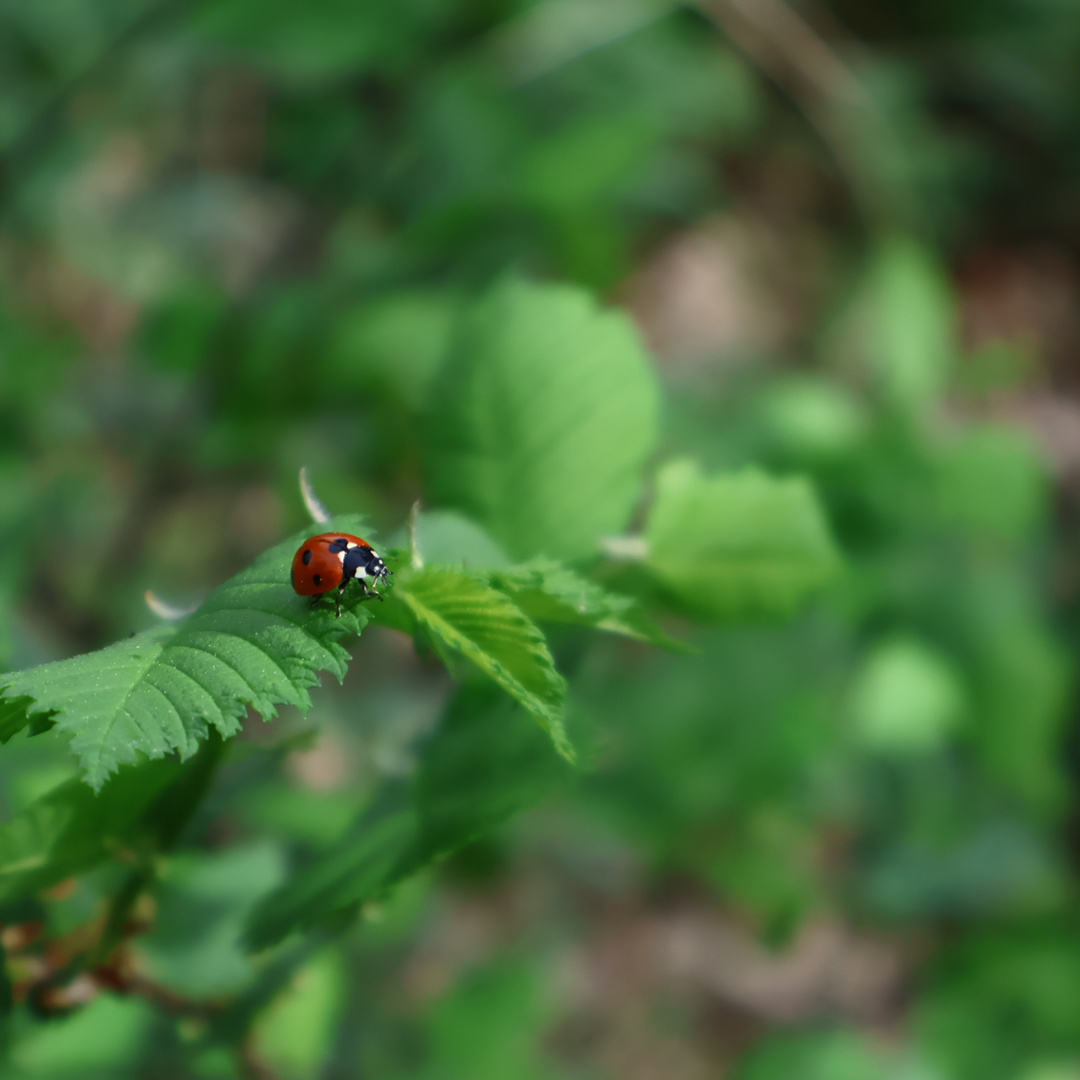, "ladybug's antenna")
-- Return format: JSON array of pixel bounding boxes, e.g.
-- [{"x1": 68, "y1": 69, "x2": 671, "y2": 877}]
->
[{"x1": 300, "y1": 466, "x2": 332, "y2": 524}]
